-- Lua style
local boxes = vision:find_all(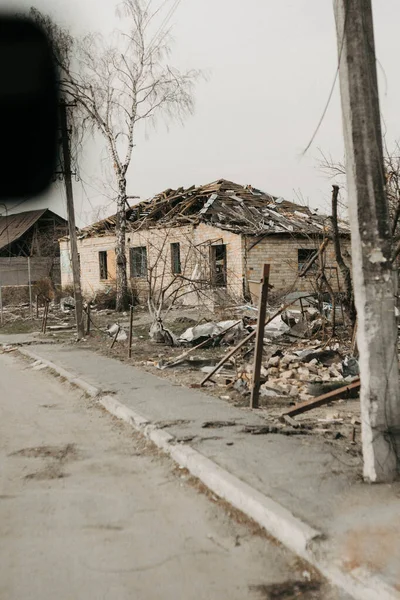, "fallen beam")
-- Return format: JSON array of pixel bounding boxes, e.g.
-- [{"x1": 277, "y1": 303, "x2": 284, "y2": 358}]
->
[{"x1": 282, "y1": 379, "x2": 360, "y2": 417}]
